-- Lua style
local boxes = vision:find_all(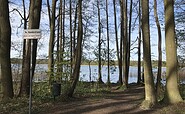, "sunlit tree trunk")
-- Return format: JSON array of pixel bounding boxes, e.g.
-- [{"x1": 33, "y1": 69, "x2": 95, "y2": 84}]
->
[
  {"x1": 0, "y1": 0, "x2": 14, "y2": 99},
  {"x1": 141, "y1": 0, "x2": 157, "y2": 109},
  {"x1": 164, "y1": 0, "x2": 183, "y2": 103},
  {"x1": 122, "y1": 0, "x2": 128, "y2": 87}
]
